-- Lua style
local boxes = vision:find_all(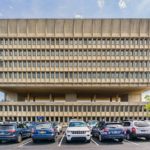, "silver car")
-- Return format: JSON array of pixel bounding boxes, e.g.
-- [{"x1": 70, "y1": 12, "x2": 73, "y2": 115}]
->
[{"x1": 123, "y1": 120, "x2": 150, "y2": 140}]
